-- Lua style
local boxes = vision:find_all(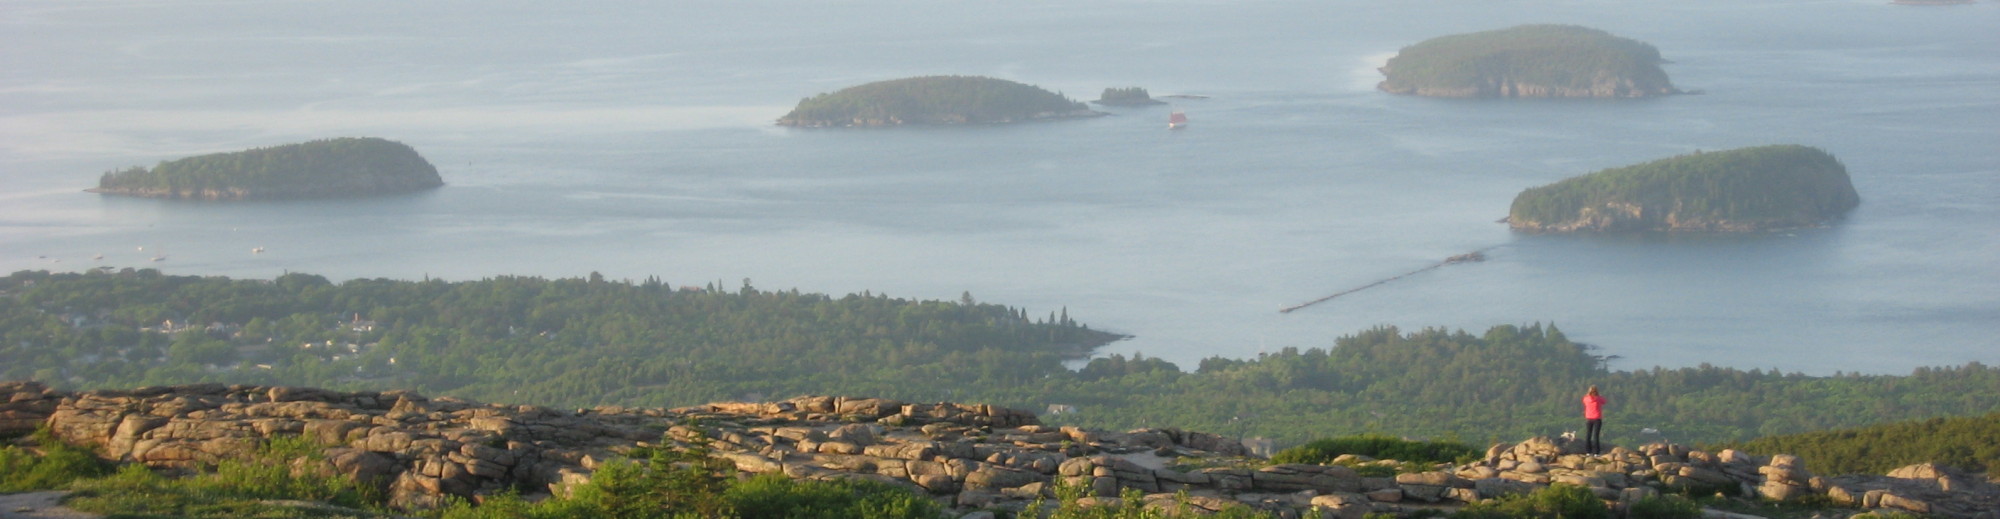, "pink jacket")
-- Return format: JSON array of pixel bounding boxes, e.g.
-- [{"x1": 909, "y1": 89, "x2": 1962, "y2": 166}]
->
[{"x1": 1583, "y1": 394, "x2": 1605, "y2": 420}]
